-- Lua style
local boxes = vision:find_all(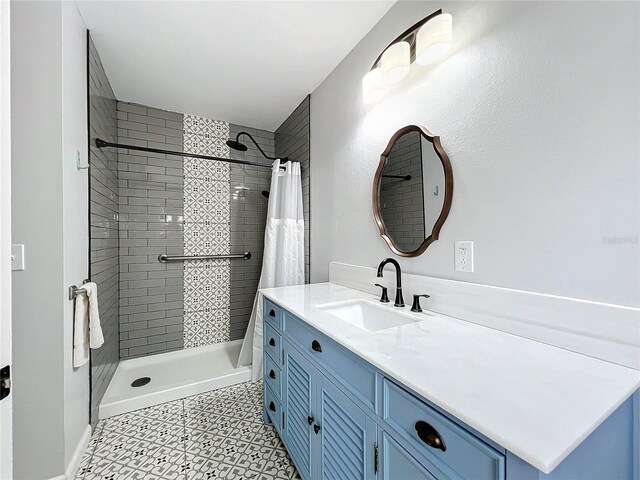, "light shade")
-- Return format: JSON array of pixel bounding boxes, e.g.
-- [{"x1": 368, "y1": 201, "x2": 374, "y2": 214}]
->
[
  {"x1": 415, "y1": 13, "x2": 453, "y2": 65},
  {"x1": 362, "y1": 67, "x2": 385, "y2": 104},
  {"x1": 380, "y1": 41, "x2": 410, "y2": 85}
]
